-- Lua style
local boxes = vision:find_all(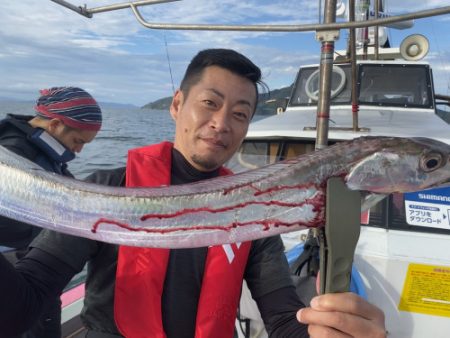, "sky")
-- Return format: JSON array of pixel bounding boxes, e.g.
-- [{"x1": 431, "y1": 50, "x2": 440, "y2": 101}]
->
[{"x1": 1, "y1": 0, "x2": 450, "y2": 107}]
